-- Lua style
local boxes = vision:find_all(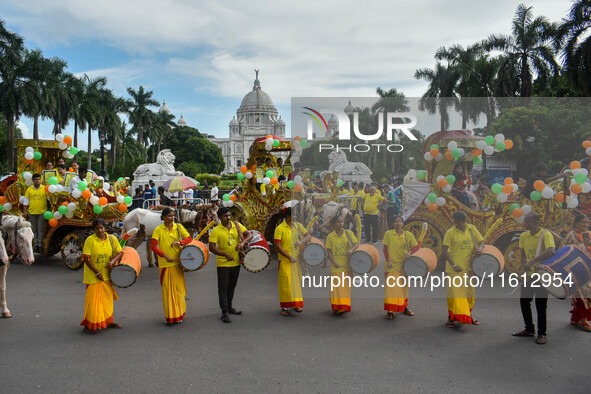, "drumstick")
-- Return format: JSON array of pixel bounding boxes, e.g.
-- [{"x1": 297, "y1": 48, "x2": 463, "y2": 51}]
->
[
  {"x1": 305, "y1": 216, "x2": 318, "y2": 232},
  {"x1": 417, "y1": 222, "x2": 428, "y2": 246},
  {"x1": 355, "y1": 214, "x2": 362, "y2": 241},
  {"x1": 119, "y1": 228, "x2": 139, "y2": 246},
  {"x1": 194, "y1": 221, "x2": 215, "y2": 240}
]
